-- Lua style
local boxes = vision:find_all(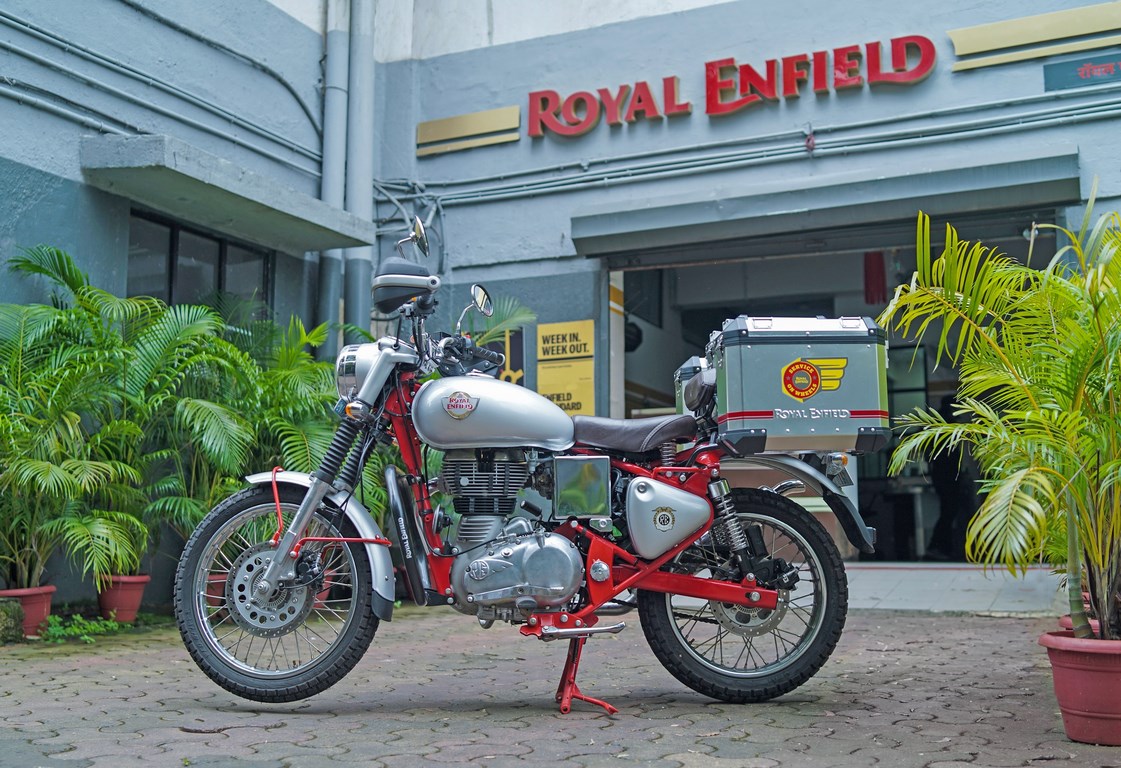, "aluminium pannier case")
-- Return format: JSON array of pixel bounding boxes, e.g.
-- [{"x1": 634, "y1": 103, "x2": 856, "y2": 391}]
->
[{"x1": 708, "y1": 316, "x2": 889, "y2": 455}]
